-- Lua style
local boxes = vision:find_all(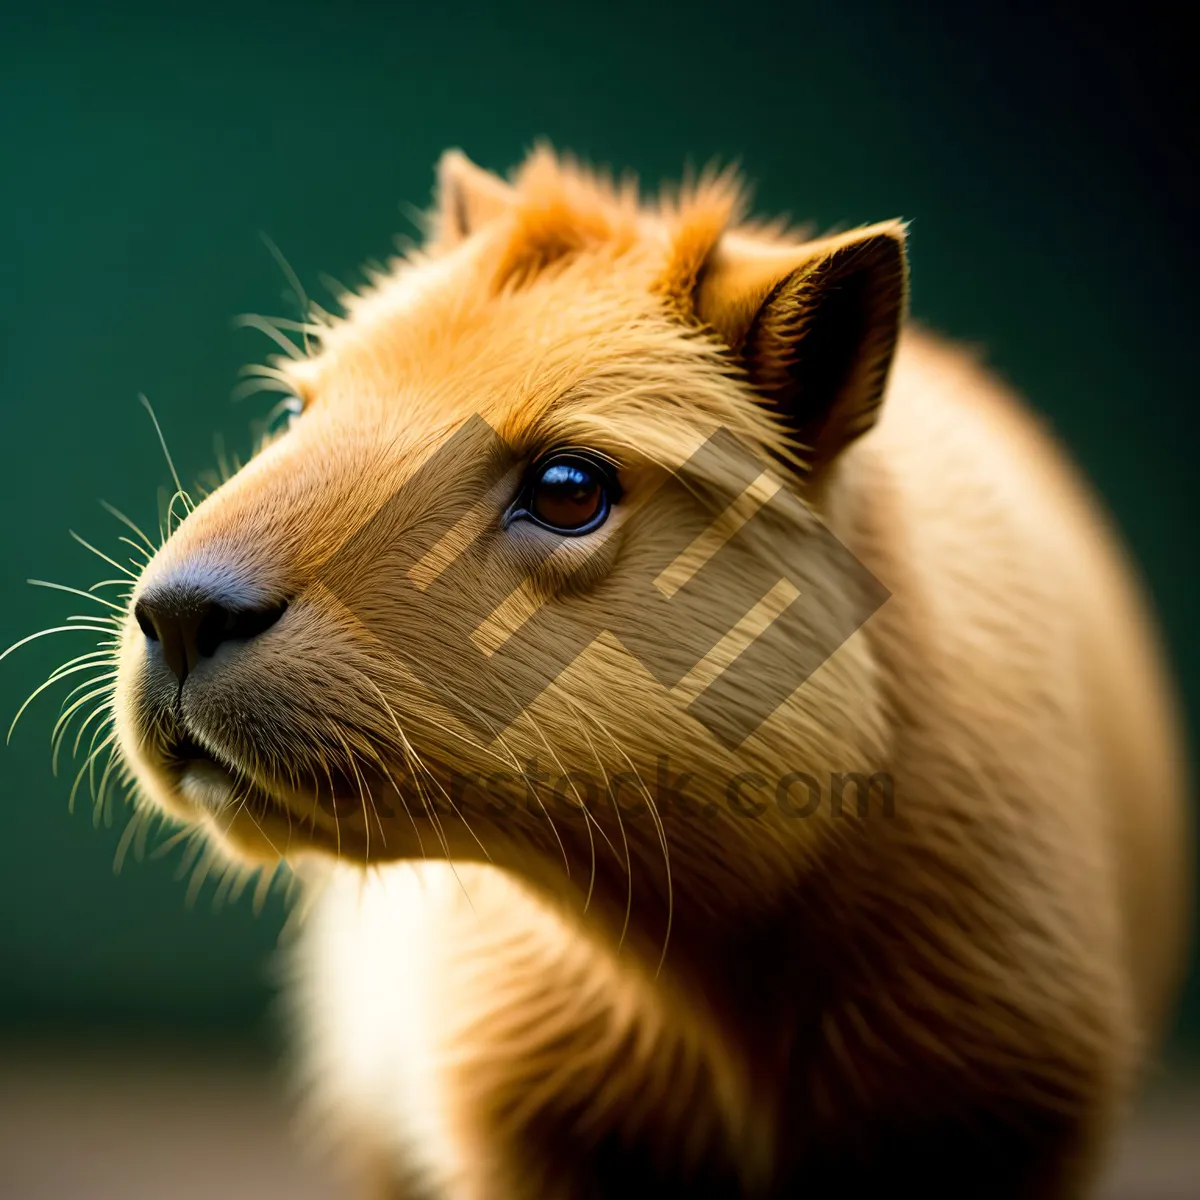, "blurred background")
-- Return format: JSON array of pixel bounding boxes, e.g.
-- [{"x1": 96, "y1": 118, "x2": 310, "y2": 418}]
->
[{"x1": 1, "y1": 1, "x2": 1195, "y2": 1196}]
